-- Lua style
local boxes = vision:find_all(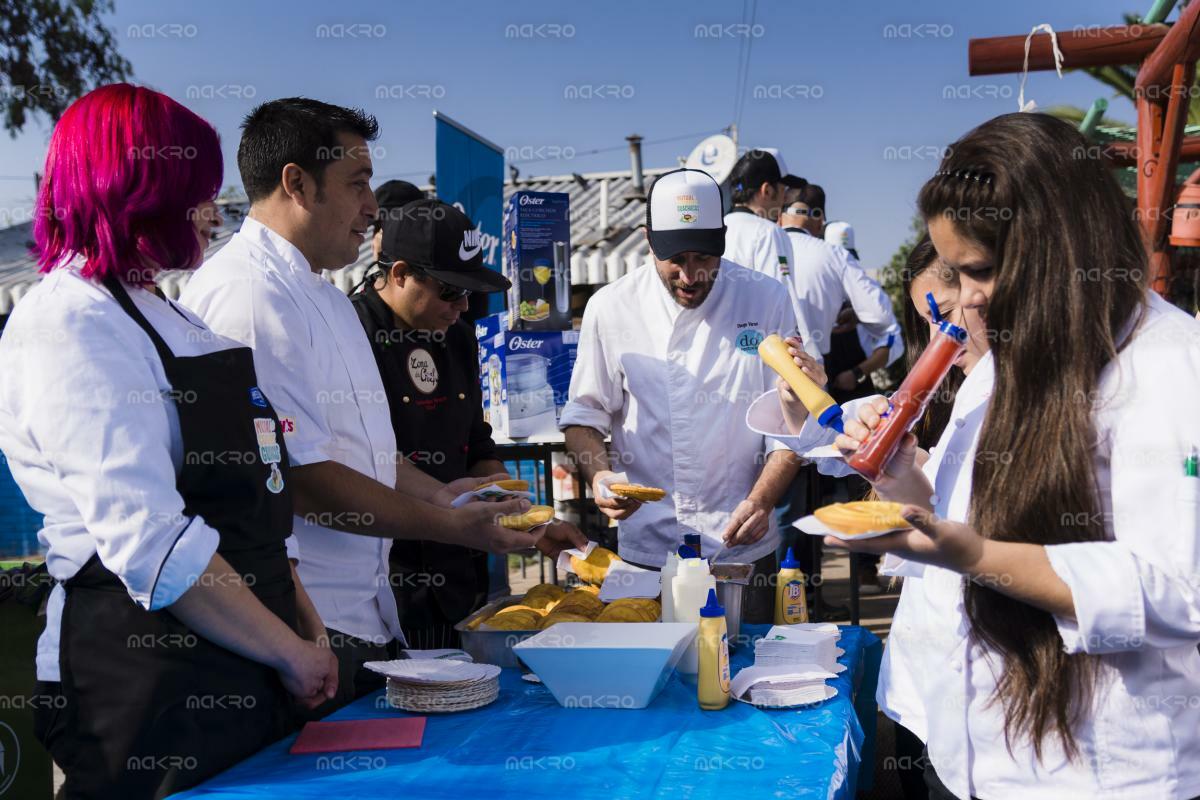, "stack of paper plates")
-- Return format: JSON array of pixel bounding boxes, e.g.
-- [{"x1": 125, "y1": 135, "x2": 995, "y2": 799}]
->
[{"x1": 365, "y1": 659, "x2": 502, "y2": 713}]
